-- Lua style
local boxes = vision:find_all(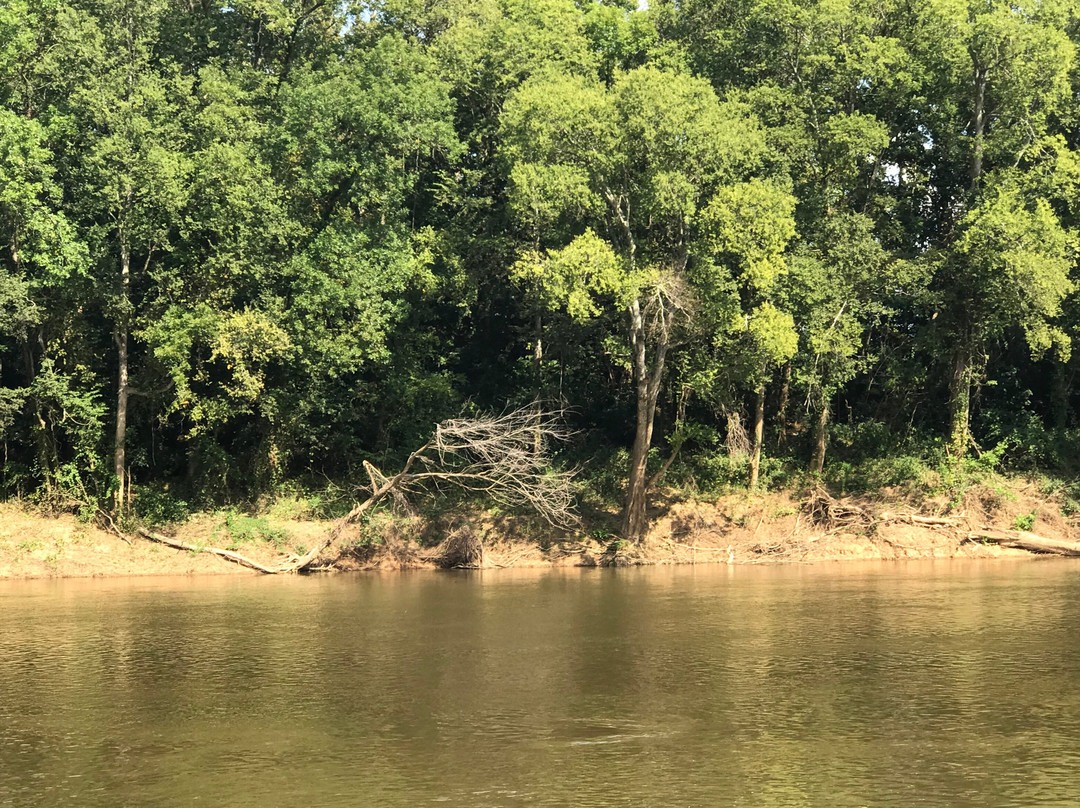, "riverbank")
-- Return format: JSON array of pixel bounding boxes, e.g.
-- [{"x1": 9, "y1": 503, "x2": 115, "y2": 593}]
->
[{"x1": 3, "y1": 475, "x2": 1074, "y2": 578}]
